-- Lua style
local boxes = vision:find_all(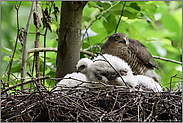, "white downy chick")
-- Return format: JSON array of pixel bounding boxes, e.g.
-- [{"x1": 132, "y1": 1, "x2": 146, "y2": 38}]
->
[
  {"x1": 53, "y1": 72, "x2": 88, "y2": 92},
  {"x1": 92, "y1": 54, "x2": 138, "y2": 87},
  {"x1": 76, "y1": 58, "x2": 103, "y2": 87},
  {"x1": 134, "y1": 75, "x2": 162, "y2": 92},
  {"x1": 144, "y1": 69, "x2": 161, "y2": 82}
]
